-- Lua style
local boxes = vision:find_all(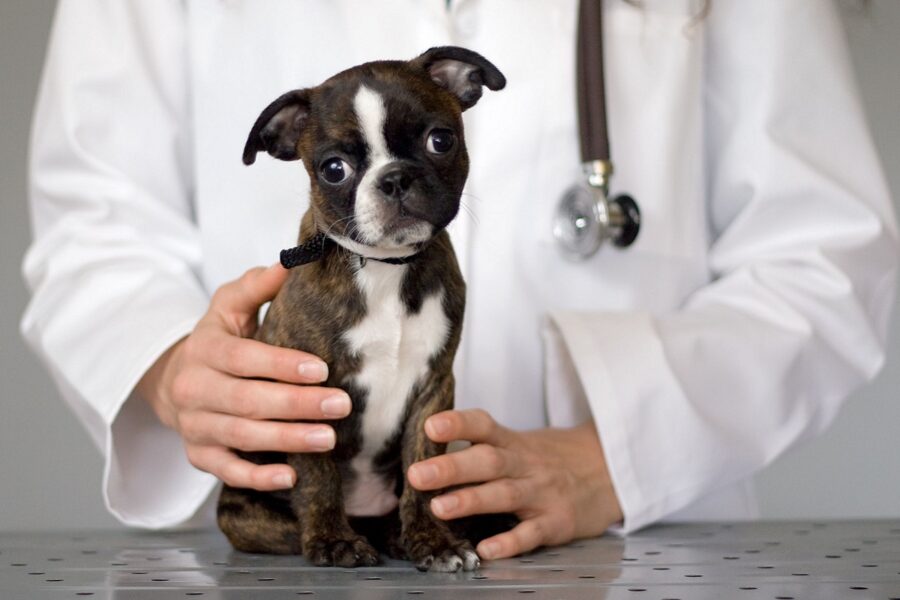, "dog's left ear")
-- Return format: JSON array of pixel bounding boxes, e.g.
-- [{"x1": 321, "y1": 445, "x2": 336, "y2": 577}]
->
[
  {"x1": 242, "y1": 89, "x2": 311, "y2": 165},
  {"x1": 411, "y1": 46, "x2": 506, "y2": 111}
]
